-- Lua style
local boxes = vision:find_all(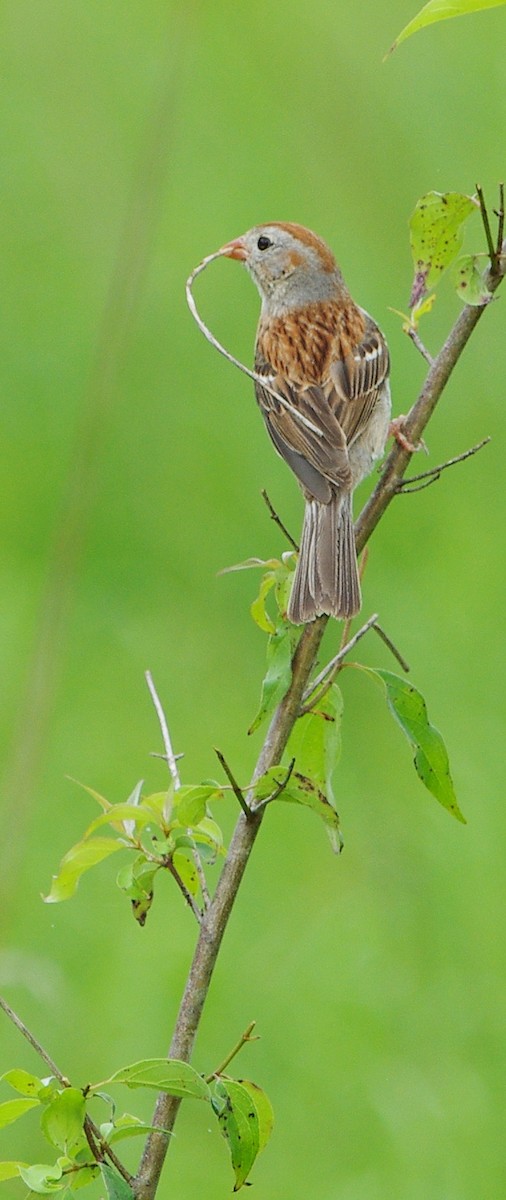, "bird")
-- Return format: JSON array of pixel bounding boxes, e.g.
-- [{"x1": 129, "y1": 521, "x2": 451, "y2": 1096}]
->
[{"x1": 219, "y1": 222, "x2": 391, "y2": 624}]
